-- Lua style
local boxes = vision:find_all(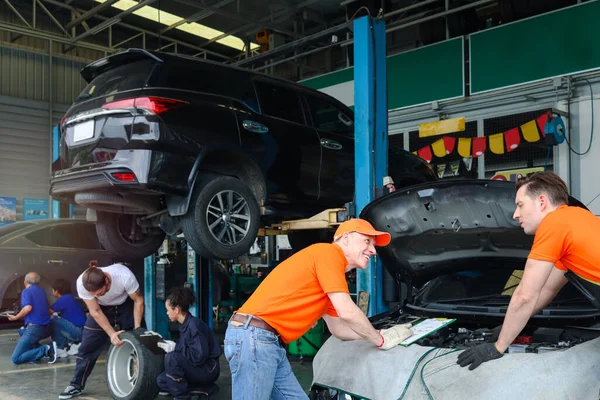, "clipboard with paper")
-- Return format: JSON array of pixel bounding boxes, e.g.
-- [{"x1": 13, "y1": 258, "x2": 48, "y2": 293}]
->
[{"x1": 400, "y1": 318, "x2": 456, "y2": 346}]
